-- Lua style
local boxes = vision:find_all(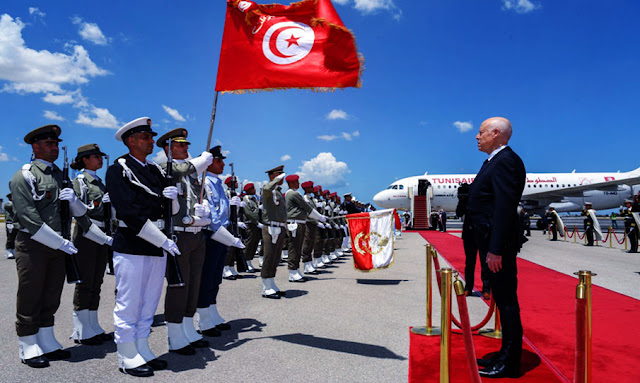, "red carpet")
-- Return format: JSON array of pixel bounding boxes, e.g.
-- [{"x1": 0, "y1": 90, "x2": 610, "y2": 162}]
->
[{"x1": 411, "y1": 231, "x2": 640, "y2": 382}]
